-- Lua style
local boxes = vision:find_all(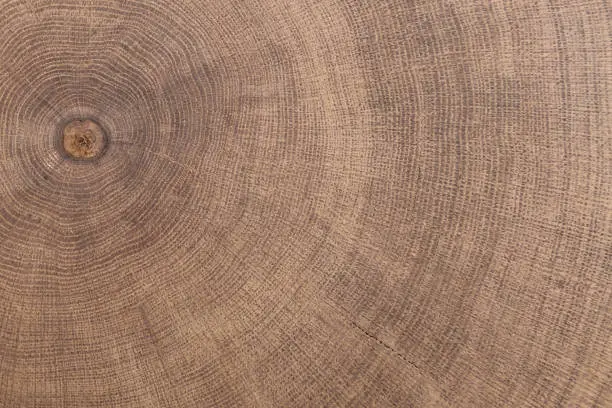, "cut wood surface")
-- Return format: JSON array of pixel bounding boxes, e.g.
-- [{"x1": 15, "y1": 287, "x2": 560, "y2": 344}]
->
[{"x1": 0, "y1": 0, "x2": 609, "y2": 407}]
